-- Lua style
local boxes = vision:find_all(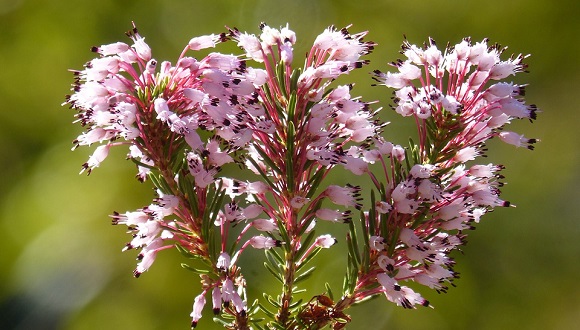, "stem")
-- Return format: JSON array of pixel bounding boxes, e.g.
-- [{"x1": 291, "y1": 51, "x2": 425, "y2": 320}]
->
[{"x1": 277, "y1": 227, "x2": 299, "y2": 327}]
